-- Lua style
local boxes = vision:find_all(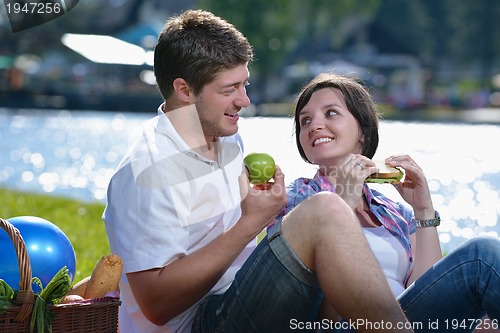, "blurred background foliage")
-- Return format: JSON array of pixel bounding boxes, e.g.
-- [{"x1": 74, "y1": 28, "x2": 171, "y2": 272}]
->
[{"x1": 1, "y1": 0, "x2": 499, "y2": 112}]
